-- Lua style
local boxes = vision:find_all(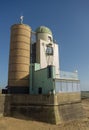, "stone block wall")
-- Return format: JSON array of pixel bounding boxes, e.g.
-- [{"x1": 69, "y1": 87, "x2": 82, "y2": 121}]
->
[
  {"x1": 0, "y1": 93, "x2": 85, "y2": 124},
  {"x1": 58, "y1": 102, "x2": 85, "y2": 122},
  {"x1": 57, "y1": 92, "x2": 81, "y2": 104},
  {"x1": 9, "y1": 94, "x2": 55, "y2": 105},
  {"x1": 0, "y1": 94, "x2": 5, "y2": 117}
]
